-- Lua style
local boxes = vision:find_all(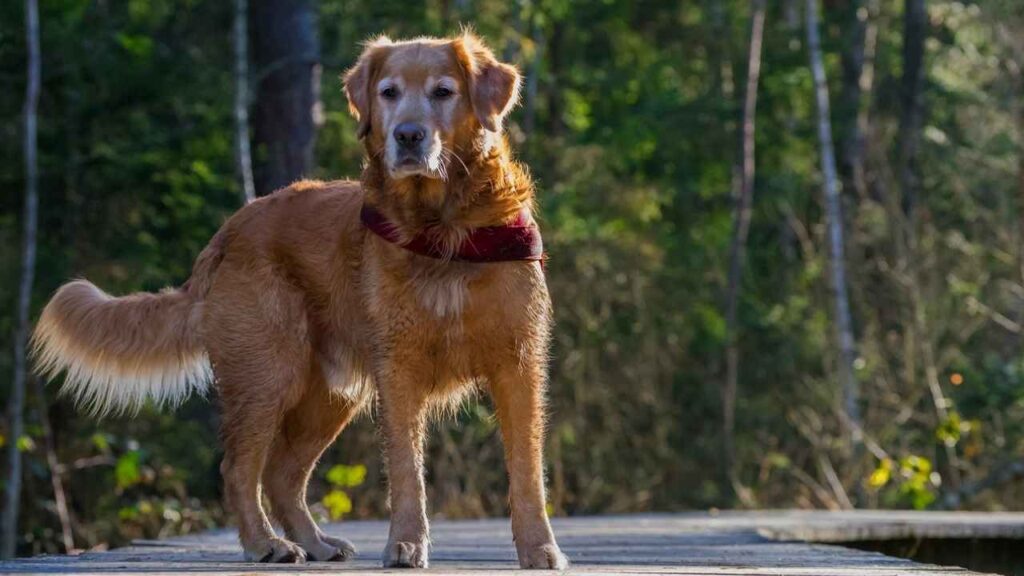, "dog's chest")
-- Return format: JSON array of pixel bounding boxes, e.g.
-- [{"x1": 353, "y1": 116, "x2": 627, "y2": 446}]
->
[{"x1": 413, "y1": 268, "x2": 473, "y2": 318}]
